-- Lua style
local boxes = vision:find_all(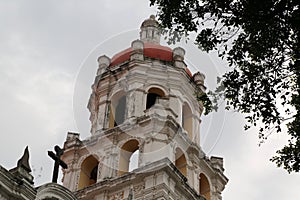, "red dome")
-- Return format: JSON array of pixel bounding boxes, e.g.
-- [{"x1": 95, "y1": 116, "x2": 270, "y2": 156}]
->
[
  {"x1": 109, "y1": 42, "x2": 193, "y2": 78},
  {"x1": 110, "y1": 42, "x2": 173, "y2": 66},
  {"x1": 110, "y1": 47, "x2": 132, "y2": 66},
  {"x1": 143, "y1": 43, "x2": 173, "y2": 61}
]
